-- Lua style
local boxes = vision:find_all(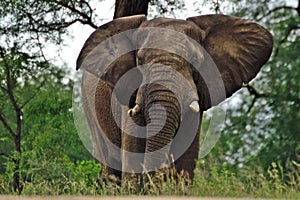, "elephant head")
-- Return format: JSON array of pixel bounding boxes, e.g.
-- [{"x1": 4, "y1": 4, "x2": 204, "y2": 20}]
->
[{"x1": 76, "y1": 14, "x2": 273, "y2": 182}]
